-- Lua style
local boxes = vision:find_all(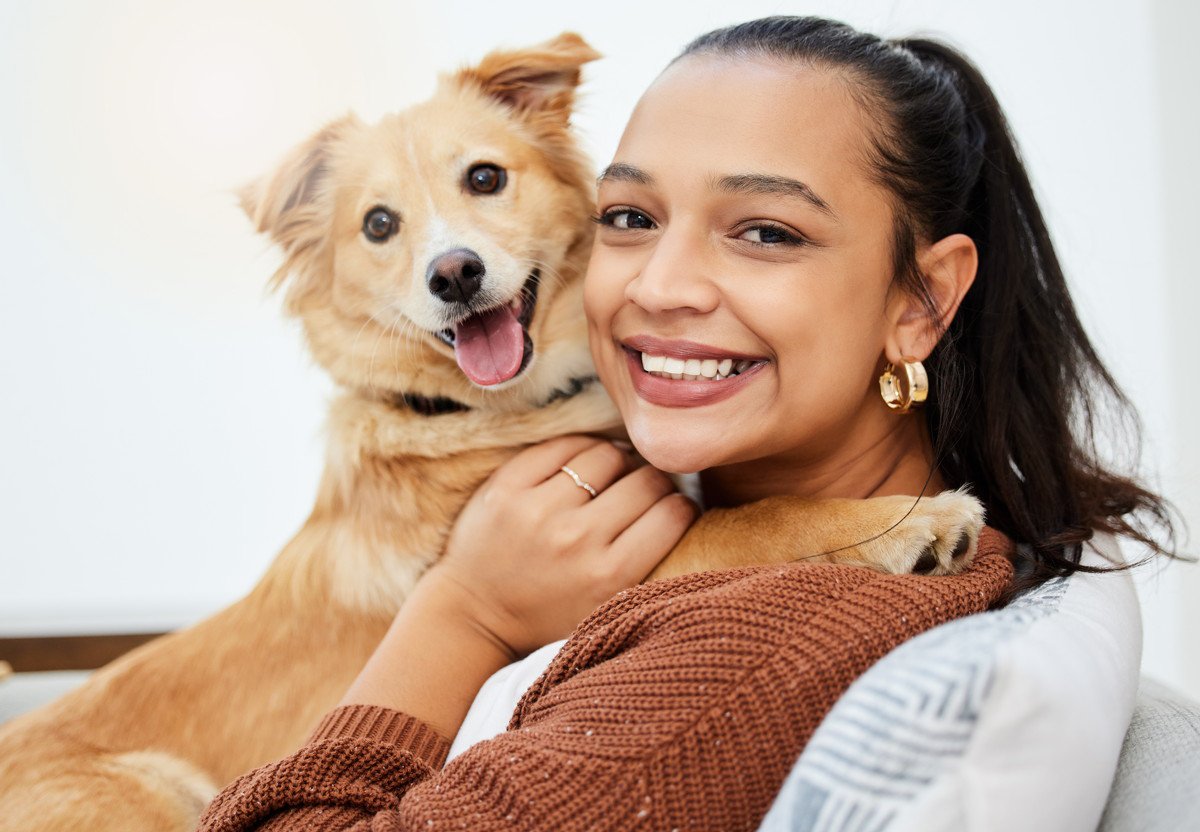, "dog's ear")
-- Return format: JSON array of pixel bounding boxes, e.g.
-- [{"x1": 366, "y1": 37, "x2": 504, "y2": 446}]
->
[
  {"x1": 454, "y1": 32, "x2": 601, "y2": 123},
  {"x1": 239, "y1": 114, "x2": 360, "y2": 297},
  {"x1": 239, "y1": 114, "x2": 359, "y2": 240}
]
